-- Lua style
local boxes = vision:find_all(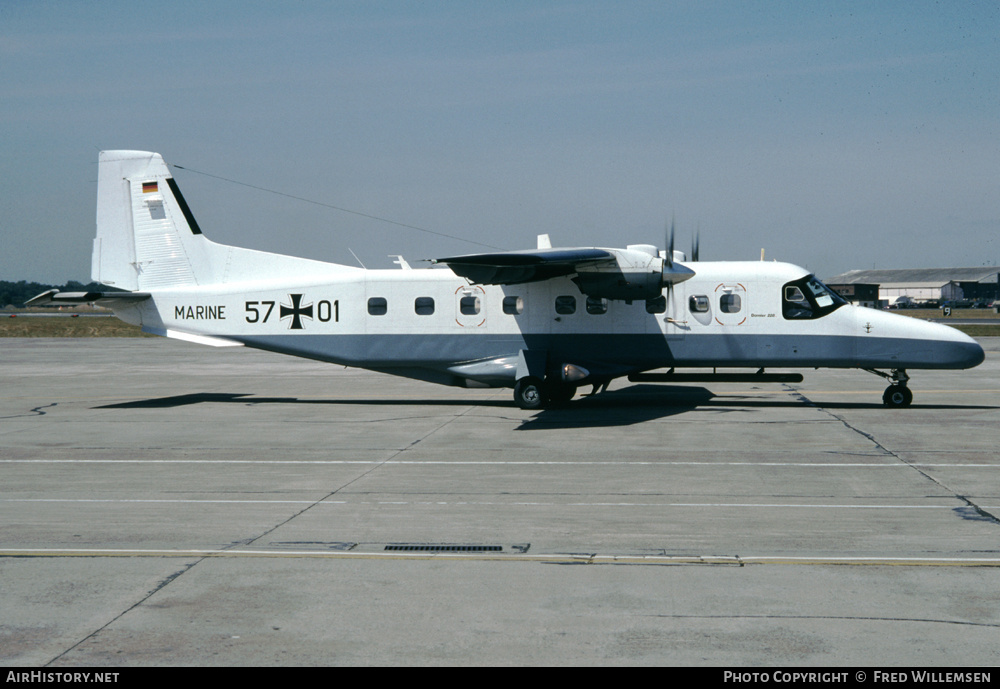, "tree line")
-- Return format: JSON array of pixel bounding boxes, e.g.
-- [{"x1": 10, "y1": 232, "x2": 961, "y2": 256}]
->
[{"x1": 0, "y1": 280, "x2": 110, "y2": 308}]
